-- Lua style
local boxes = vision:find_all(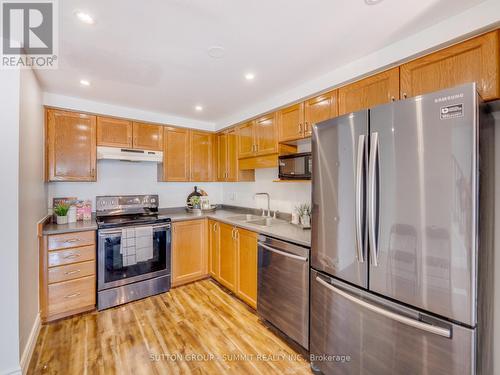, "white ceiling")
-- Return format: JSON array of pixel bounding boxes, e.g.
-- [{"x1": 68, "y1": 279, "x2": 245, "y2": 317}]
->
[{"x1": 37, "y1": 0, "x2": 489, "y2": 126}]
